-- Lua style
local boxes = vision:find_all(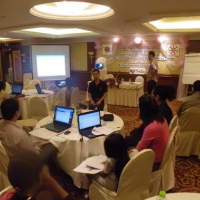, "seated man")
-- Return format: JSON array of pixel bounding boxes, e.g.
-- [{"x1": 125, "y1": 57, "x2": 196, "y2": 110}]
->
[
  {"x1": 177, "y1": 80, "x2": 200, "y2": 118},
  {"x1": 0, "y1": 99, "x2": 57, "y2": 164},
  {"x1": 88, "y1": 69, "x2": 108, "y2": 111}
]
